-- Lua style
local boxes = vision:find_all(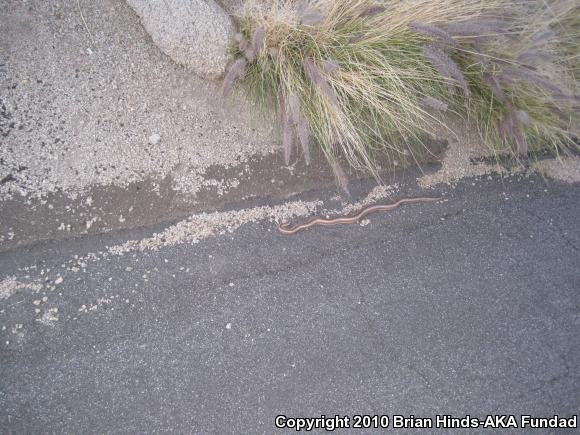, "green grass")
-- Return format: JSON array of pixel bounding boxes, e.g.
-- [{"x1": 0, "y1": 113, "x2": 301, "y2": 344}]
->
[{"x1": 224, "y1": 0, "x2": 579, "y2": 188}]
